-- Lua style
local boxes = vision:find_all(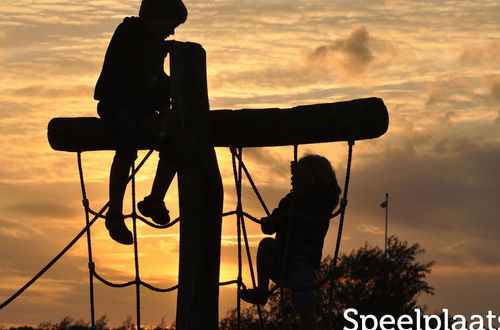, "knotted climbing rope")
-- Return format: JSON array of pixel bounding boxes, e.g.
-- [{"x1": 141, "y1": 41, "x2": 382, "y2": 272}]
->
[{"x1": 1, "y1": 118, "x2": 355, "y2": 330}]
